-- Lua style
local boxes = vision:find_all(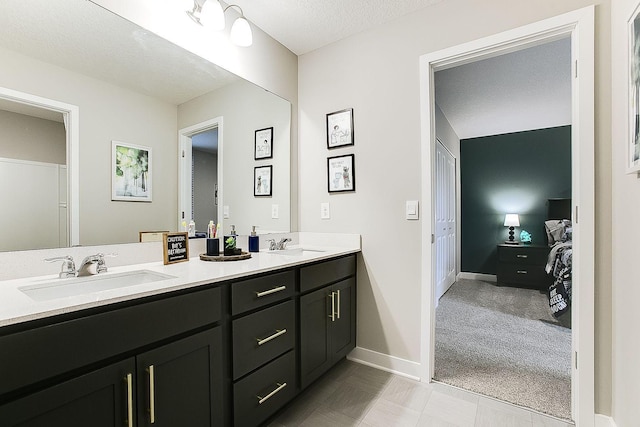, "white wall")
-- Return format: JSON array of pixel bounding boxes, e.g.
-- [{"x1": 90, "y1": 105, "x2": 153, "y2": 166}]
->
[
  {"x1": 611, "y1": 1, "x2": 640, "y2": 424},
  {"x1": 0, "y1": 46, "x2": 178, "y2": 246},
  {"x1": 178, "y1": 80, "x2": 291, "y2": 235},
  {"x1": 0, "y1": 110, "x2": 66, "y2": 165},
  {"x1": 298, "y1": 0, "x2": 612, "y2": 414}
]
